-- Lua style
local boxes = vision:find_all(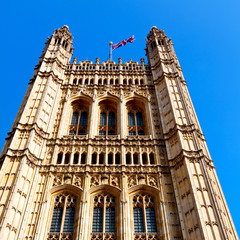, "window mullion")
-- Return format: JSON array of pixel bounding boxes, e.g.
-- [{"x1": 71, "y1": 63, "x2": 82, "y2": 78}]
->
[
  {"x1": 76, "y1": 110, "x2": 81, "y2": 135},
  {"x1": 103, "y1": 200, "x2": 106, "y2": 237},
  {"x1": 134, "y1": 112, "x2": 138, "y2": 135},
  {"x1": 143, "y1": 203, "x2": 148, "y2": 237},
  {"x1": 106, "y1": 111, "x2": 109, "y2": 135},
  {"x1": 60, "y1": 198, "x2": 67, "y2": 236}
]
